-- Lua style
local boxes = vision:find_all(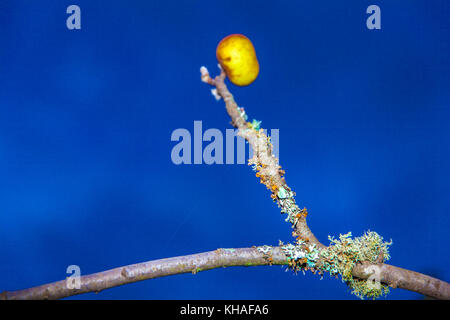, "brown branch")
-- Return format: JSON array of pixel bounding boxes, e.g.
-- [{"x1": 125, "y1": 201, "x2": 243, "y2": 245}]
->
[
  {"x1": 200, "y1": 66, "x2": 323, "y2": 248},
  {"x1": 2, "y1": 246, "x2": 448, "y2": 300},
  {"x1": 352, "y1": 262, "x2": 450, "y2": 300},
  {"x1": 0, "y1": 247, "x2": 286, "y2": 300}
]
